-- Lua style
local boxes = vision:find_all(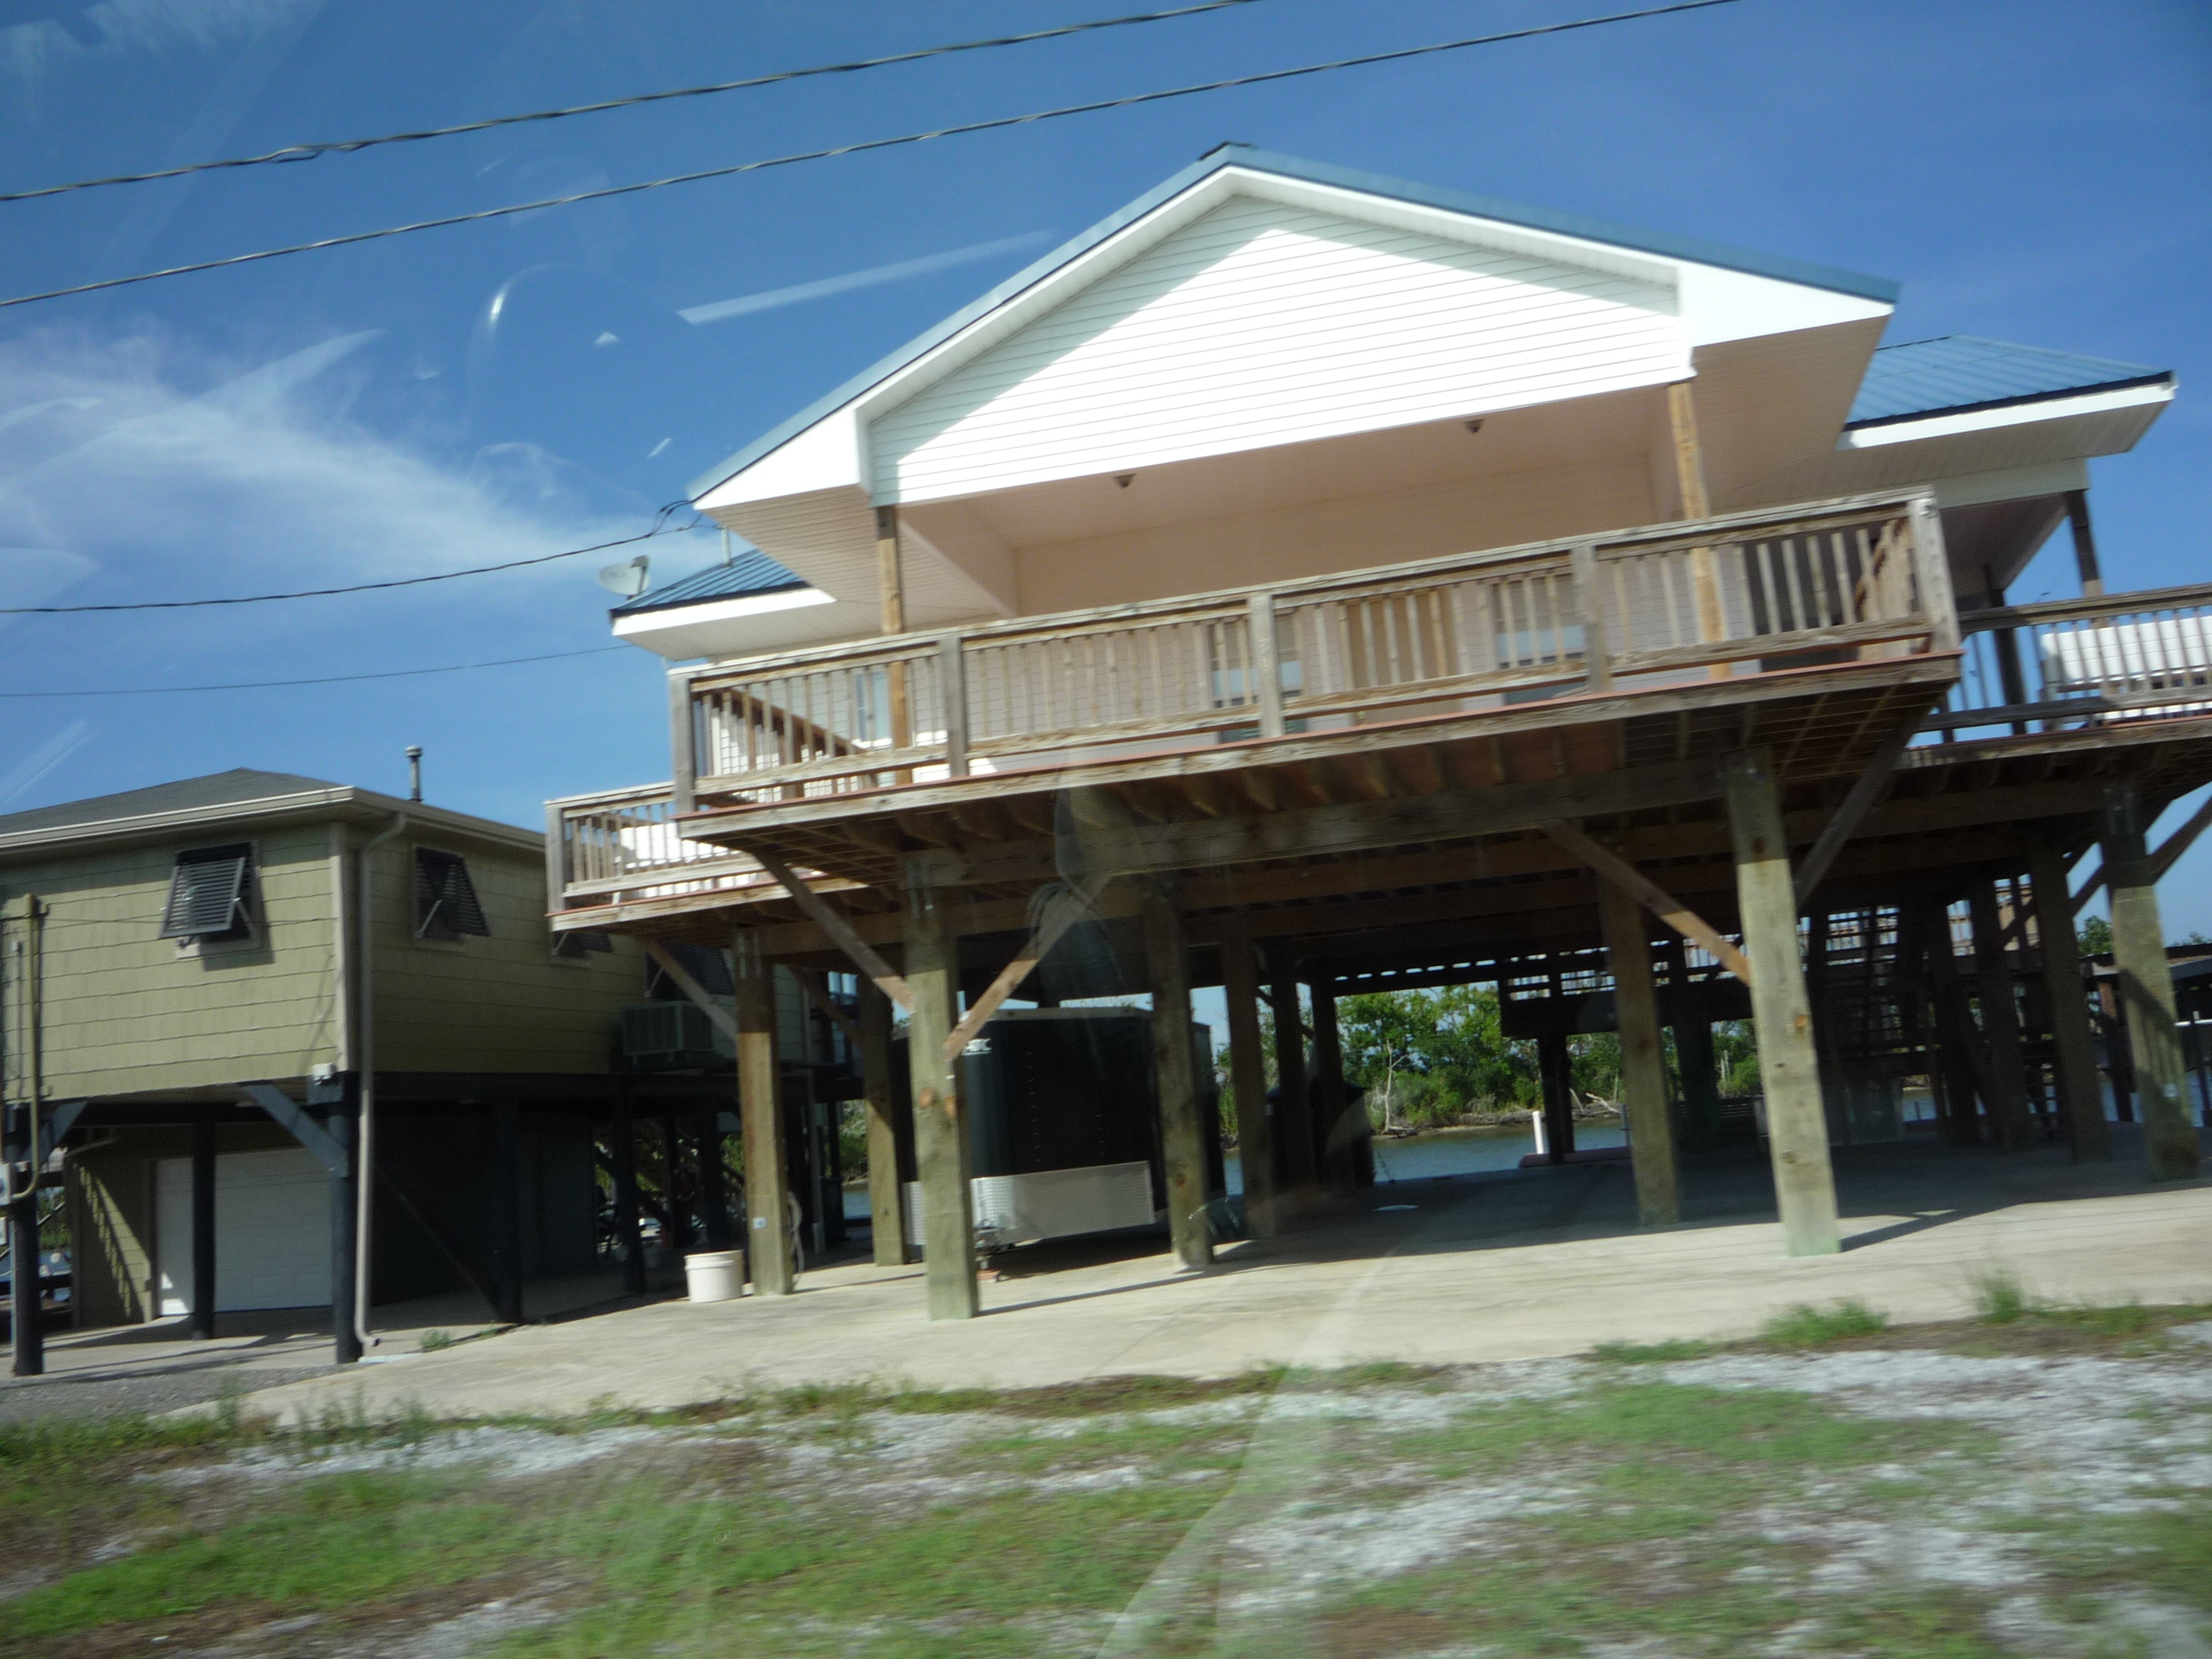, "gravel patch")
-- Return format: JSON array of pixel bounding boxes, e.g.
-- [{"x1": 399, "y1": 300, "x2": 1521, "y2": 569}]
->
[
  {"x1": 0, "y1": 1365, "x2": 334, "y2": 1424},
  {"x1": 156, "y1": 1424, "x2": 665, "y2": 1485}
]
